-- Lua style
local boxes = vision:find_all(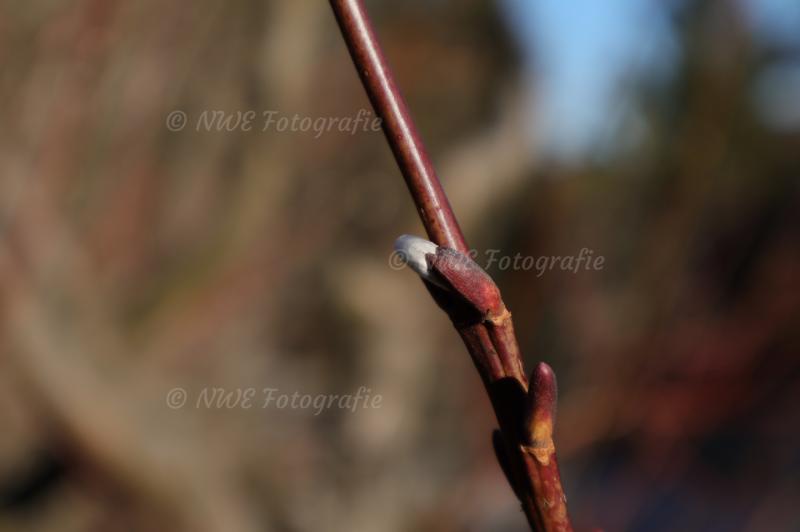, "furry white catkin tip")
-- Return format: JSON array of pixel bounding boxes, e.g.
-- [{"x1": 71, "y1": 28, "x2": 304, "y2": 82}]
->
[{"x1": 393, "y1": 234, "x2": 442, "y2": 284}]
